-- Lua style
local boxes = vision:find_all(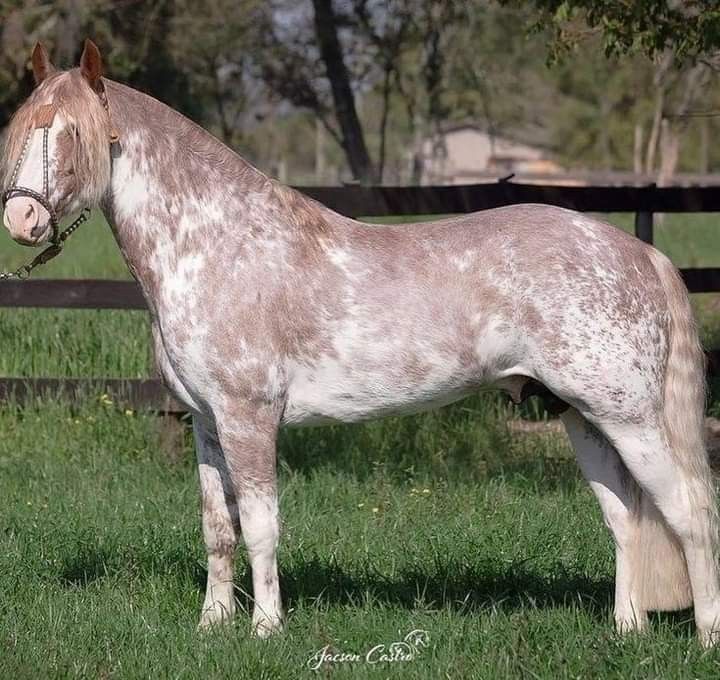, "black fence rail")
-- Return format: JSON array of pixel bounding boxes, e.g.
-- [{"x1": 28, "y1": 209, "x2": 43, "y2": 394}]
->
[
  {"x1": 299, "y1": 181, "x2": 720, "y2": 216},
  {"x1": 1, "y1": 180, "x2": 719, "y2": 412}
]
